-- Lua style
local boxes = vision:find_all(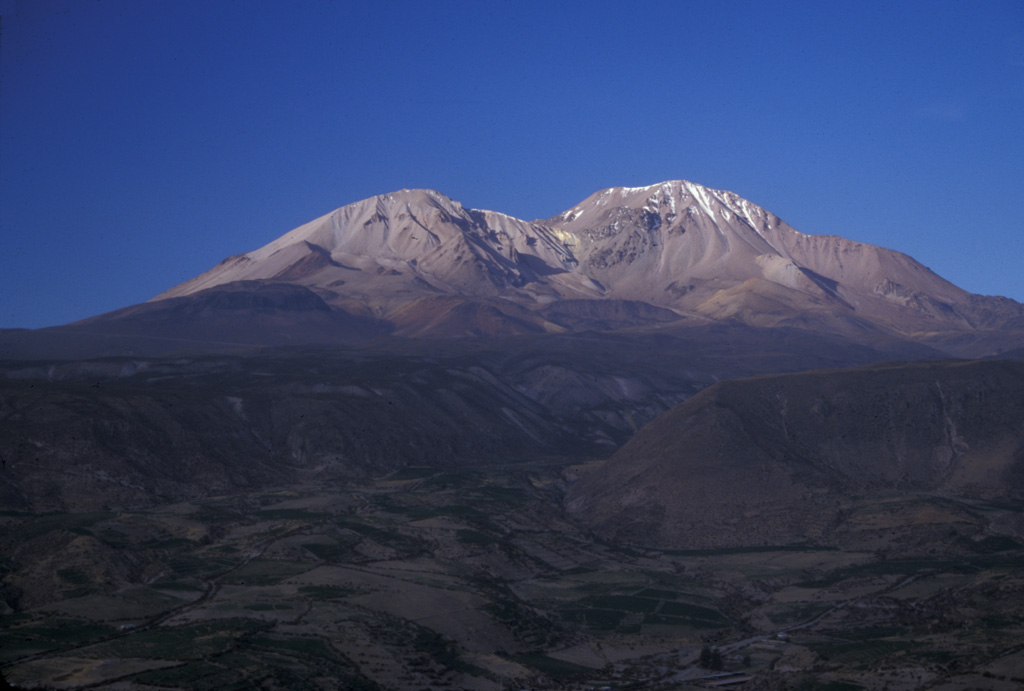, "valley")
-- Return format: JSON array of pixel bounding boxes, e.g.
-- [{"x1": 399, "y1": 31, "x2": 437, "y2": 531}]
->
[{"x1": 3, "y1": 460, "x2": 1023, "y2": 690}]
